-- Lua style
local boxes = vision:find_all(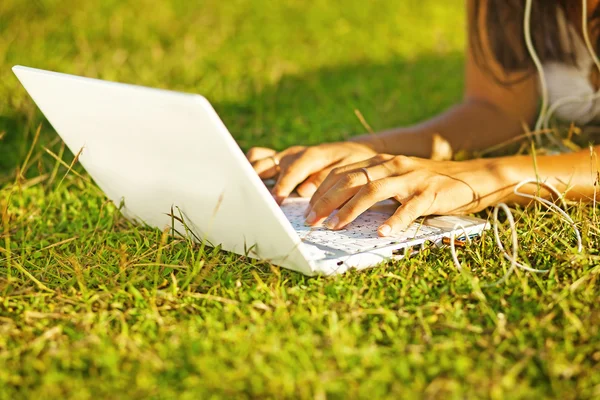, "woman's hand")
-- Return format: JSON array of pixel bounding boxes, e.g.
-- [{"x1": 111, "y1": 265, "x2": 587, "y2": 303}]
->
[
  {"x1": 246, "y1": 142, "x2": 378, "y2": 203},
  {"x1": 304, "y1": 154, "x2": 506, "y2": 236}
]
